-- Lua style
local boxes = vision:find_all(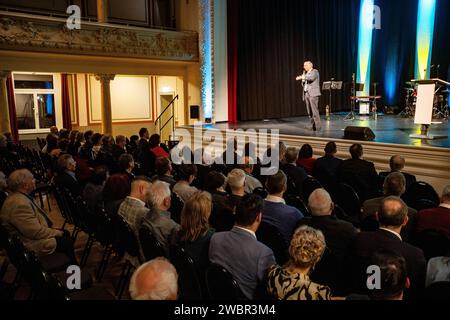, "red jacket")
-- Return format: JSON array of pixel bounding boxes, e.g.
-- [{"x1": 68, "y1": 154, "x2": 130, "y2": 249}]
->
[{"x1": 417, "y1": 206, "x2": 450, "y2": 237}]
